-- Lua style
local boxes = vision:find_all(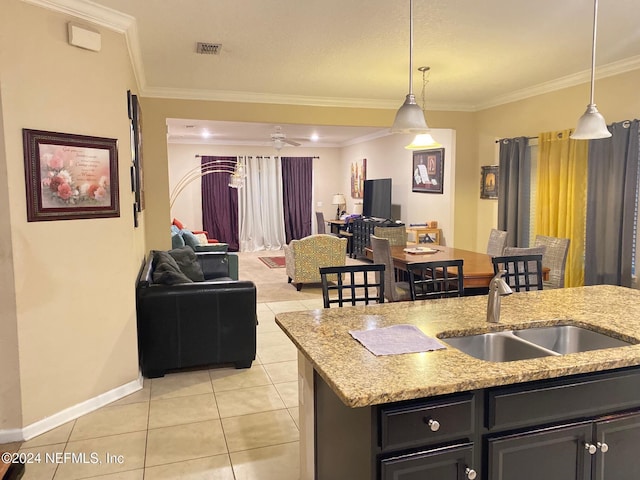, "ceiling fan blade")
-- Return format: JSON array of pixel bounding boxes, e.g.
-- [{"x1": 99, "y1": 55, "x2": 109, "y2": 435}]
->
[{"x1": 284, "y1": 139, "x2": 301, "y2": 146}]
